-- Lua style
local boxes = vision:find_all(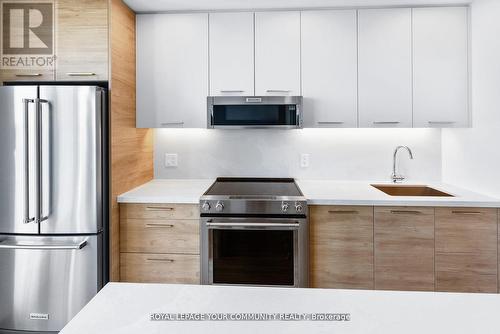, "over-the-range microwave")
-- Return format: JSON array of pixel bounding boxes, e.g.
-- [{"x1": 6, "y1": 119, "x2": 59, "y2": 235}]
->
[{"x1": 207, "y1": 96, "x2": 303, "y2": 129}]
